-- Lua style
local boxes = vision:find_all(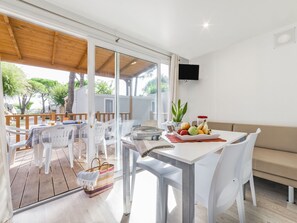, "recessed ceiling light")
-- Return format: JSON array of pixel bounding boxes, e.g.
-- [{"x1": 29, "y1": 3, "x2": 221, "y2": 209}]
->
[
  {"x1": 131, "y1": 61, "x2": 137, "y2": 65},
  {"x1": 203, "y1": 22, "x2": 210, "y2": 29}
]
